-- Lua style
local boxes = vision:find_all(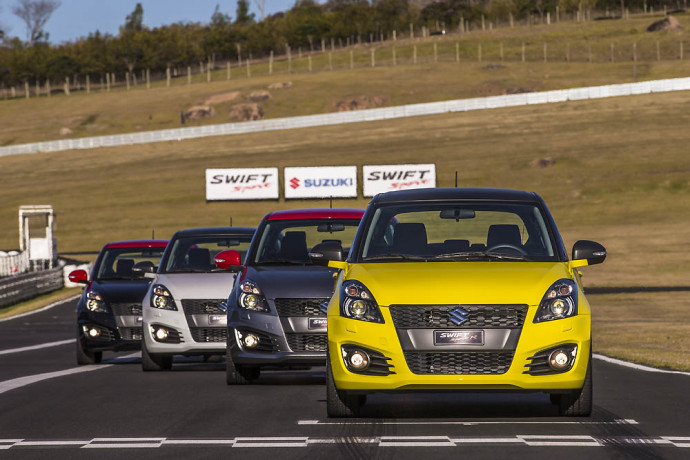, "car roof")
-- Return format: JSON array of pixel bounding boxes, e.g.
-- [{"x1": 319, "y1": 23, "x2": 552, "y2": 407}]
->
[
  {"x1": 371, "y1": 187, "x2": 540, "y2": 203},
  {"x1": 103, "y1": 240, "x2": 169, "y2": 249},
  {"x1": 265, "y1": 208, "x2": 365, "y2": 221},
  {"x1": 171, "y1": 227, "x2": 256, "y2": 237}
]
